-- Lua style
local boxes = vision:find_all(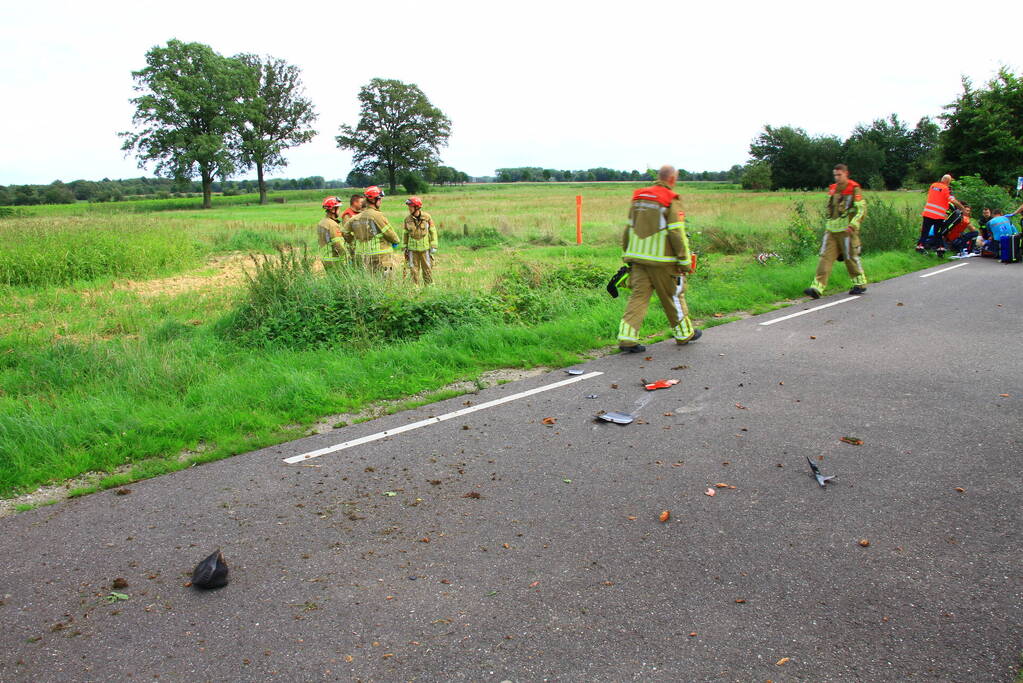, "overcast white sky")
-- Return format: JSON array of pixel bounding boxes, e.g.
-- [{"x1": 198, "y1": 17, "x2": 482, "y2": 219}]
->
[{"x1": 0, "y1": 0, "x2": 1017, "y2": 185}]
